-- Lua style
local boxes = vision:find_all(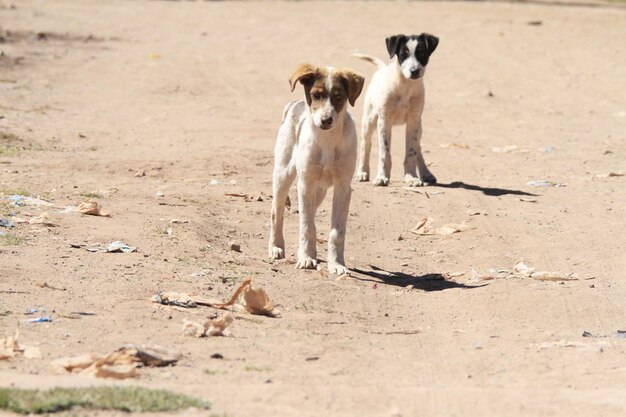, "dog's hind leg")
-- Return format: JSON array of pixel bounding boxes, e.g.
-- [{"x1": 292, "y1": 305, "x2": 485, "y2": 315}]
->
[{"x1": 355, "y1": 112, "x2": 377, "y2": 182}]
